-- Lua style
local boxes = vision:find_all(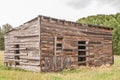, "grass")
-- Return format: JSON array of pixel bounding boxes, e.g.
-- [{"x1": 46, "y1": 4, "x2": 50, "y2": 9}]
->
[{"x1": 0, "y1": 51, "x2": 120, "y2": 80}]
